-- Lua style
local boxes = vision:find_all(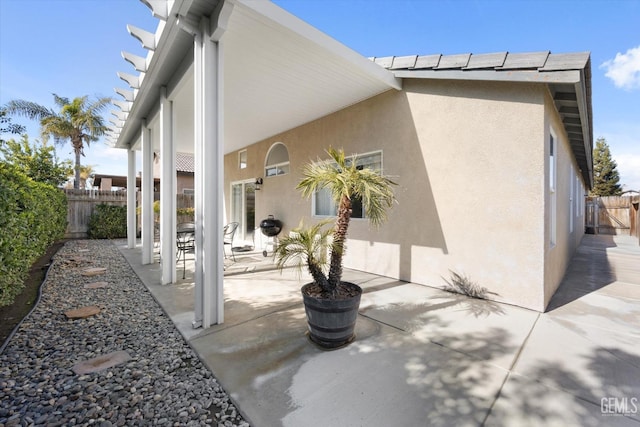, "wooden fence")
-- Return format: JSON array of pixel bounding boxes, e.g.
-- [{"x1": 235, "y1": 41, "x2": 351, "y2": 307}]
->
[
  {"x1": 586, "y1": 195, "x2": 640, "y2": 242},
  {"x1": 64, "y1": 189, "x2": 128, "y2": 238},
  {"x1": 65, "y1": 190, "x2": 196, "y2": 239}
]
